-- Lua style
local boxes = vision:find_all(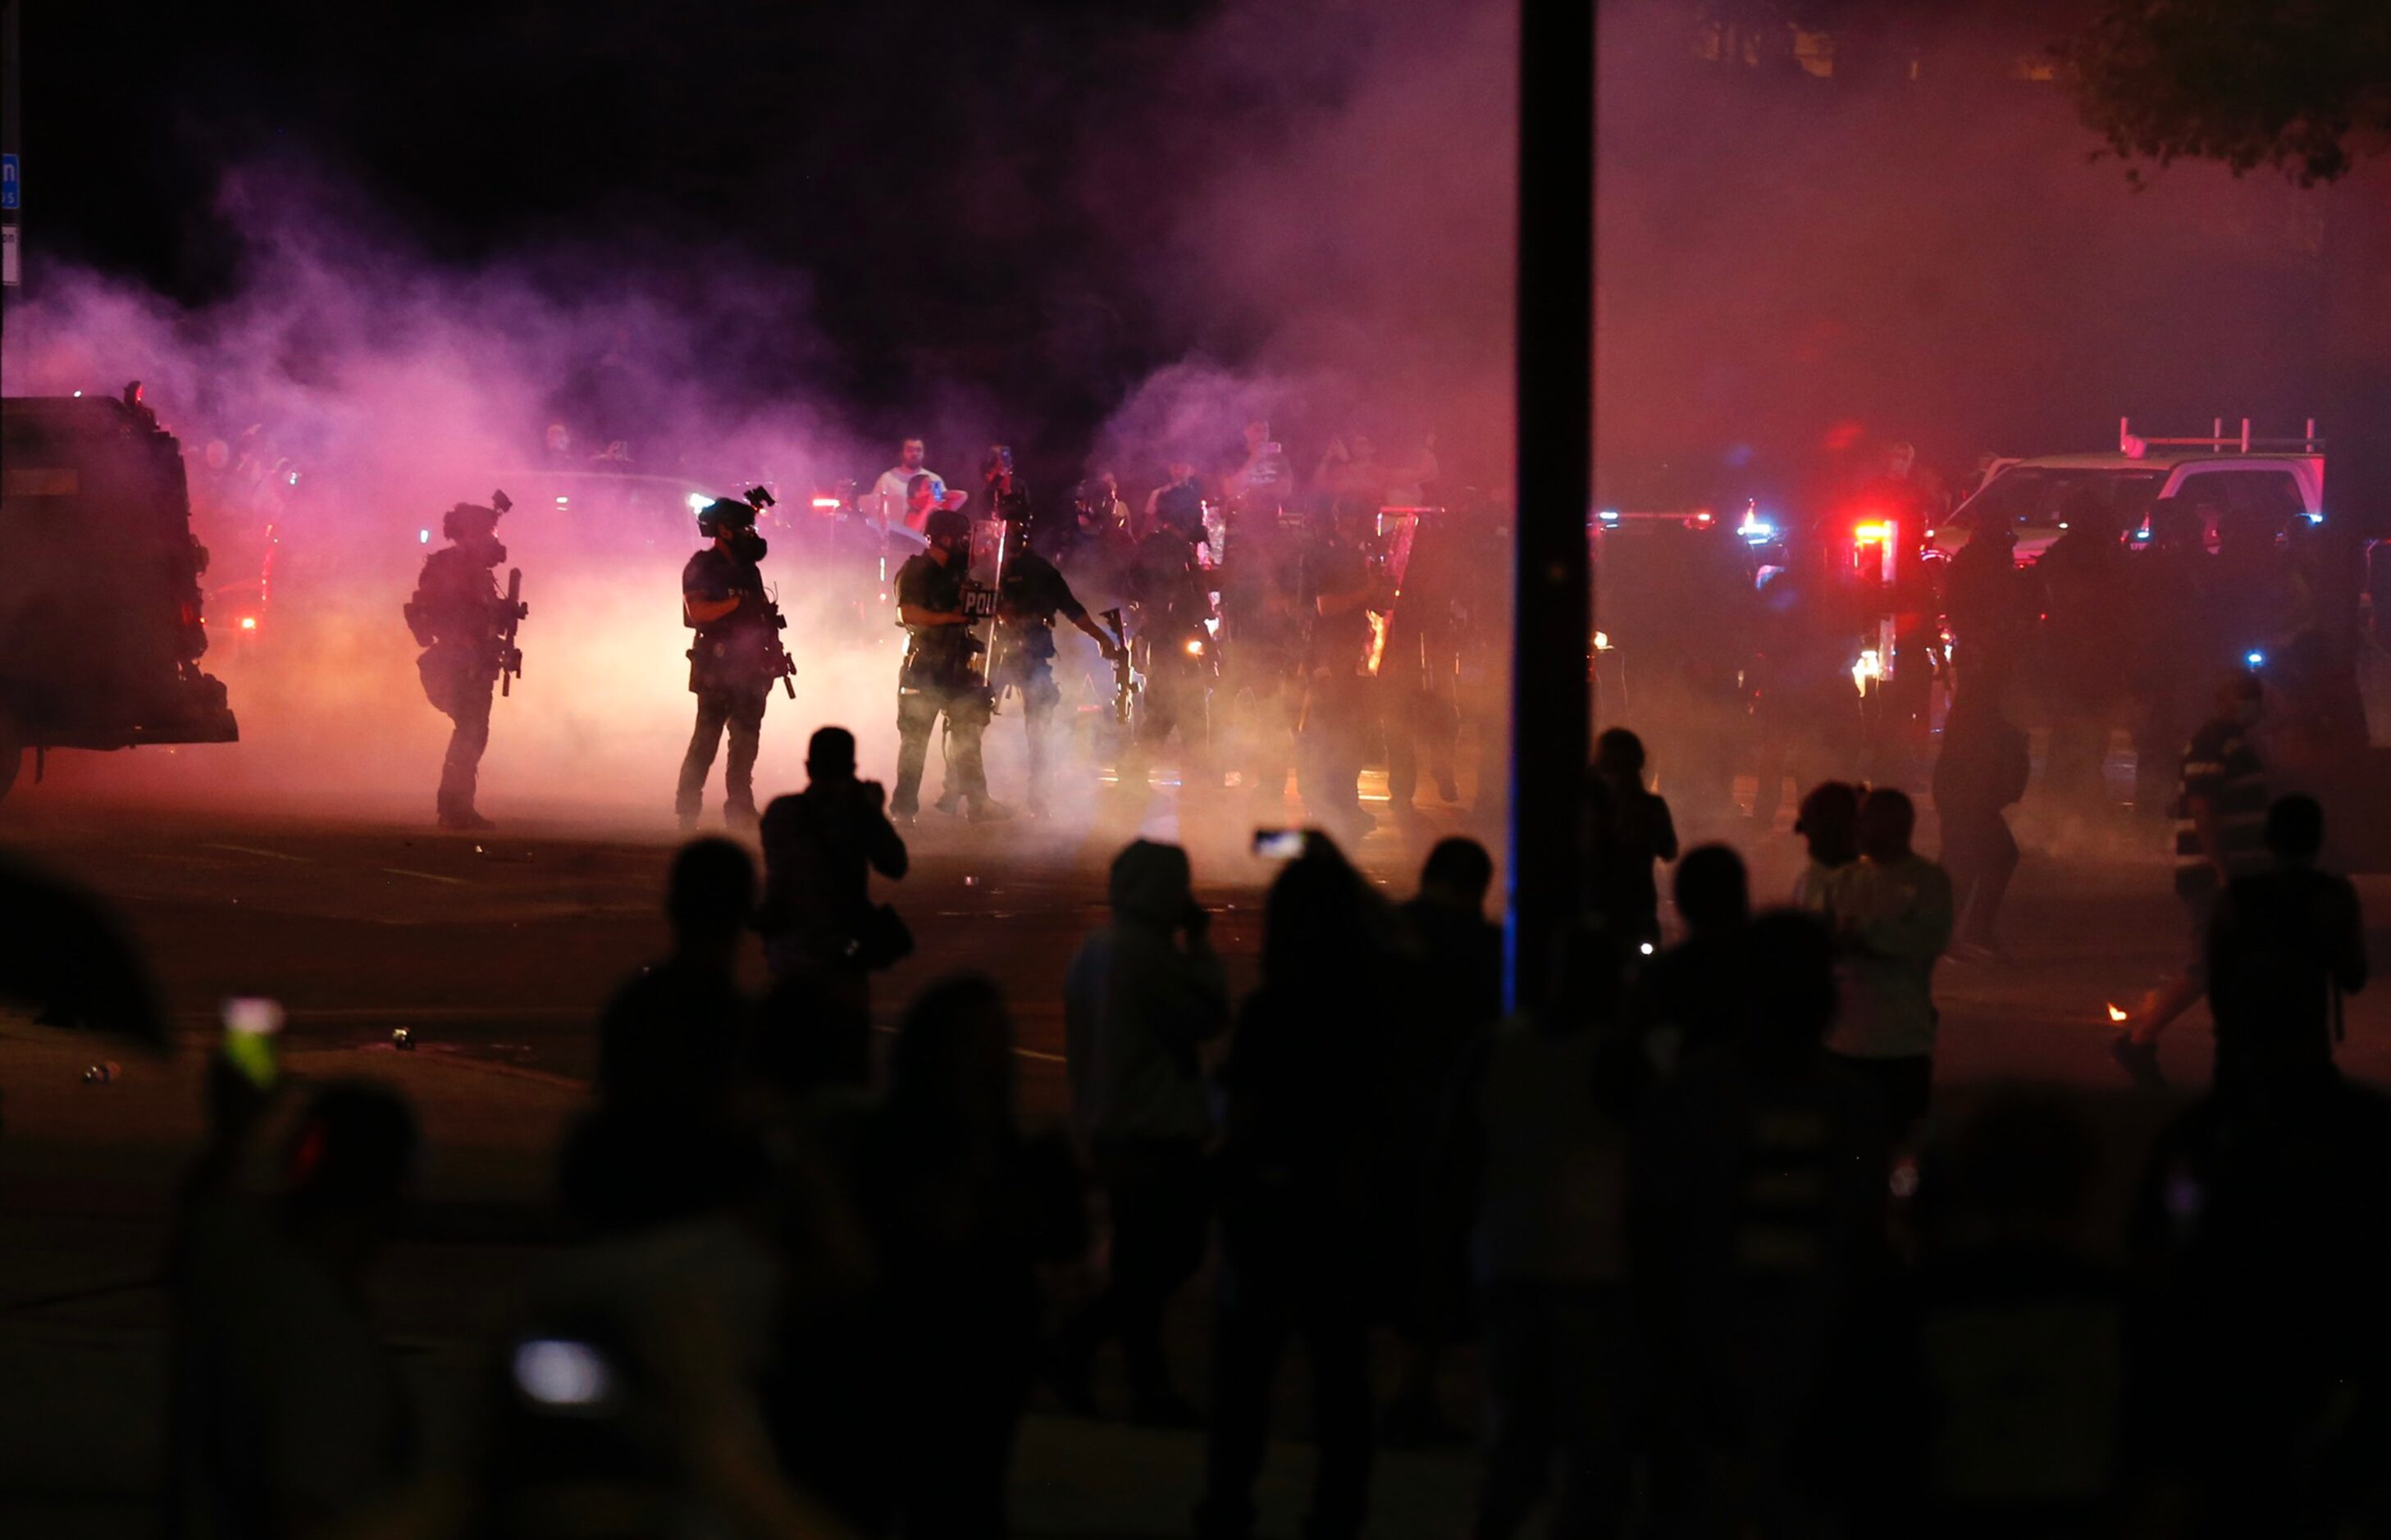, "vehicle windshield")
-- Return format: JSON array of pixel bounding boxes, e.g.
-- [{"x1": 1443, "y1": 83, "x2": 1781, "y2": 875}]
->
[{"x1": 1951, "y1": 467, "x2": 2169, "y2": 531}]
